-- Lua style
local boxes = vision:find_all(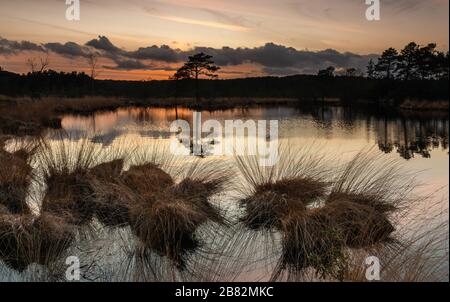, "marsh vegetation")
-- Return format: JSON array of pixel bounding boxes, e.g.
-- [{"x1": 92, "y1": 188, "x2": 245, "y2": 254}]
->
[{"x1": 0, "y1": 134, "x2": 447, "y2": 282}]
